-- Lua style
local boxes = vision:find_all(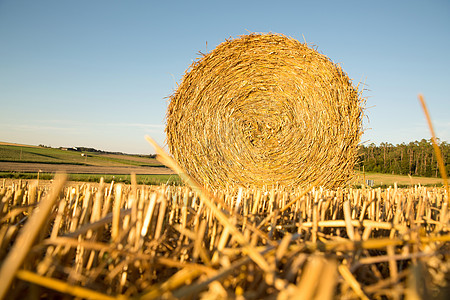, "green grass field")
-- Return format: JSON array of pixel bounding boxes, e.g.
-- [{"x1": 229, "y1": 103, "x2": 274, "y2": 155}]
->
[
  {"x1": 0, "y1": 172, "x2": 181, "y2": 185},
  {"x1": 0, "y1": 144, "x2": 162, "y2": 167}
]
